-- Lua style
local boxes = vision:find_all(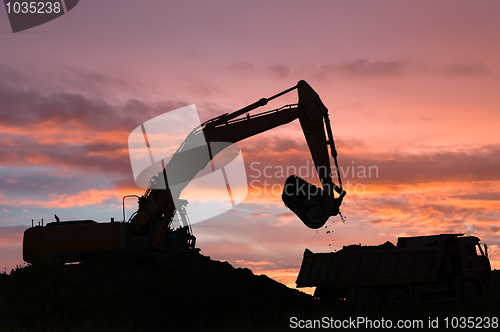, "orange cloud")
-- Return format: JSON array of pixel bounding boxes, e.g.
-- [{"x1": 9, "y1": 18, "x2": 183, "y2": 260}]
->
[{"x1": 1, "y1": 188, "x2": 143, "y2": 209}]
